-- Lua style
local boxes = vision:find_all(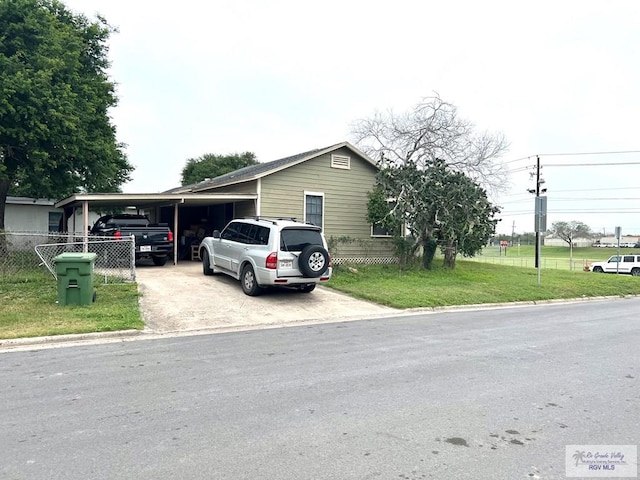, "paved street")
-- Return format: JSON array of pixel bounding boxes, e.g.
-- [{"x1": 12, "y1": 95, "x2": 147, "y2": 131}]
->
[{"x1": 1, "y1": 298, "x2": 639, "y2": 479}]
